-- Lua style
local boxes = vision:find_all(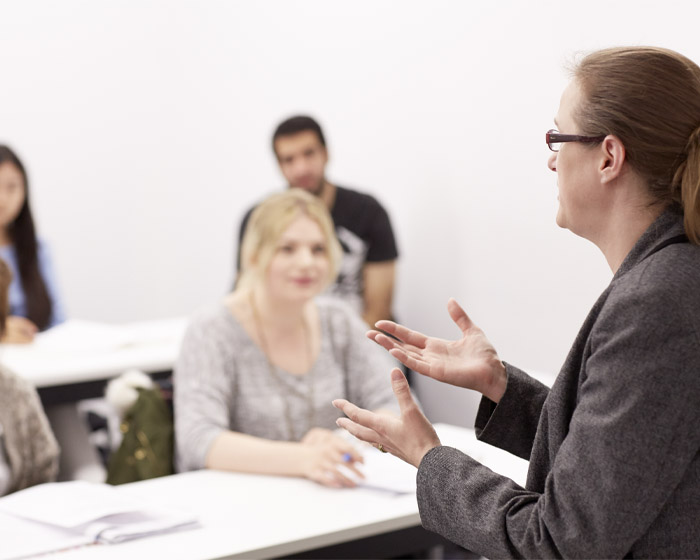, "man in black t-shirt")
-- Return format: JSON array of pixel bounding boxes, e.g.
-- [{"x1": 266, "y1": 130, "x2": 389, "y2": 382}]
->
[{"x1": 236, "y1": 115, "x2": 398, "y2": 326}]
